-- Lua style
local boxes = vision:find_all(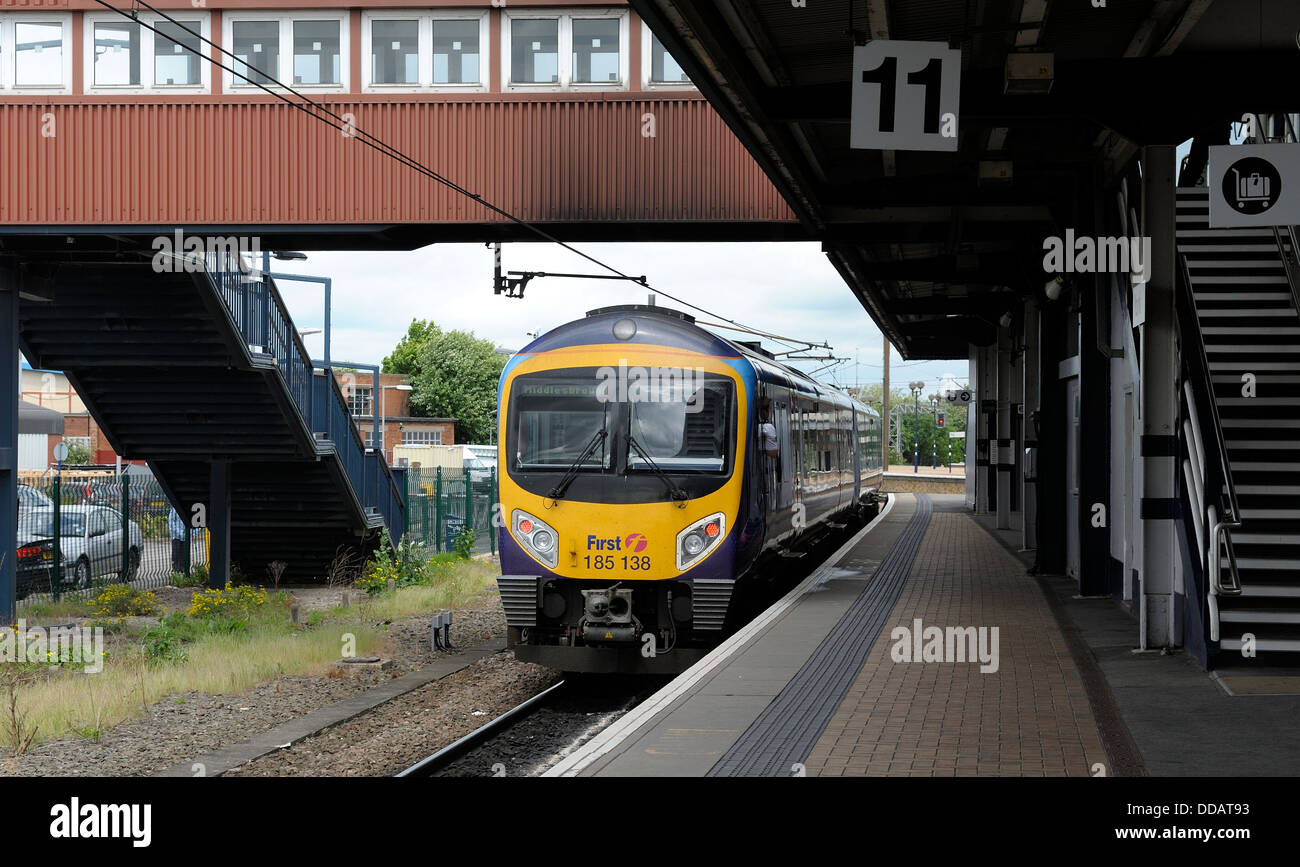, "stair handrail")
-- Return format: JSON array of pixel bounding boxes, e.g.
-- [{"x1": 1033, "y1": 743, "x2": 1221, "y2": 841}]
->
[
  {"x1": 204, "y1": 249, "x2": 404, "y2": 533},
  {"x1": 1175, "y1": 253, "x2": 1242, "y2": 597},
  {"x1": 1277, "y1": 224, "x2": 1300, "y2": 320}
]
